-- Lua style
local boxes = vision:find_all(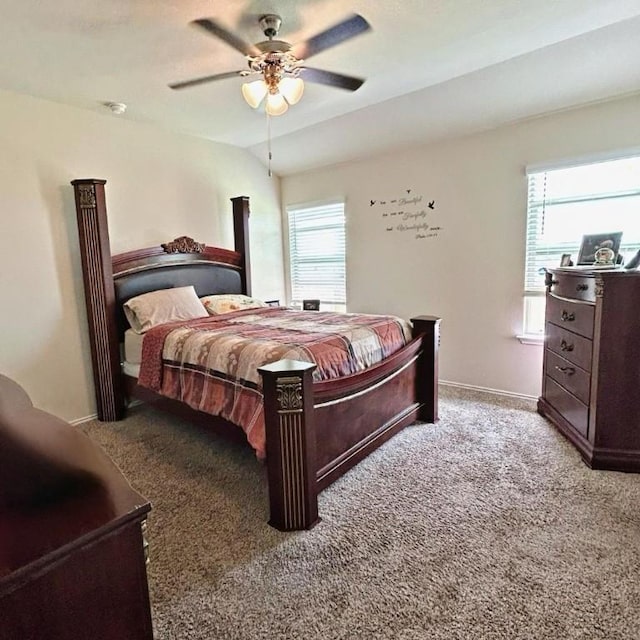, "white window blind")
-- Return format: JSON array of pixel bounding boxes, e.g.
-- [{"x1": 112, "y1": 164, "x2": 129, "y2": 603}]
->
[
  {"x1": 287, "y1": 201, "x2": 346, "y2": 306},
  {"x1": 523, "y1": 155, "x2": 640, "y2": 334}
]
